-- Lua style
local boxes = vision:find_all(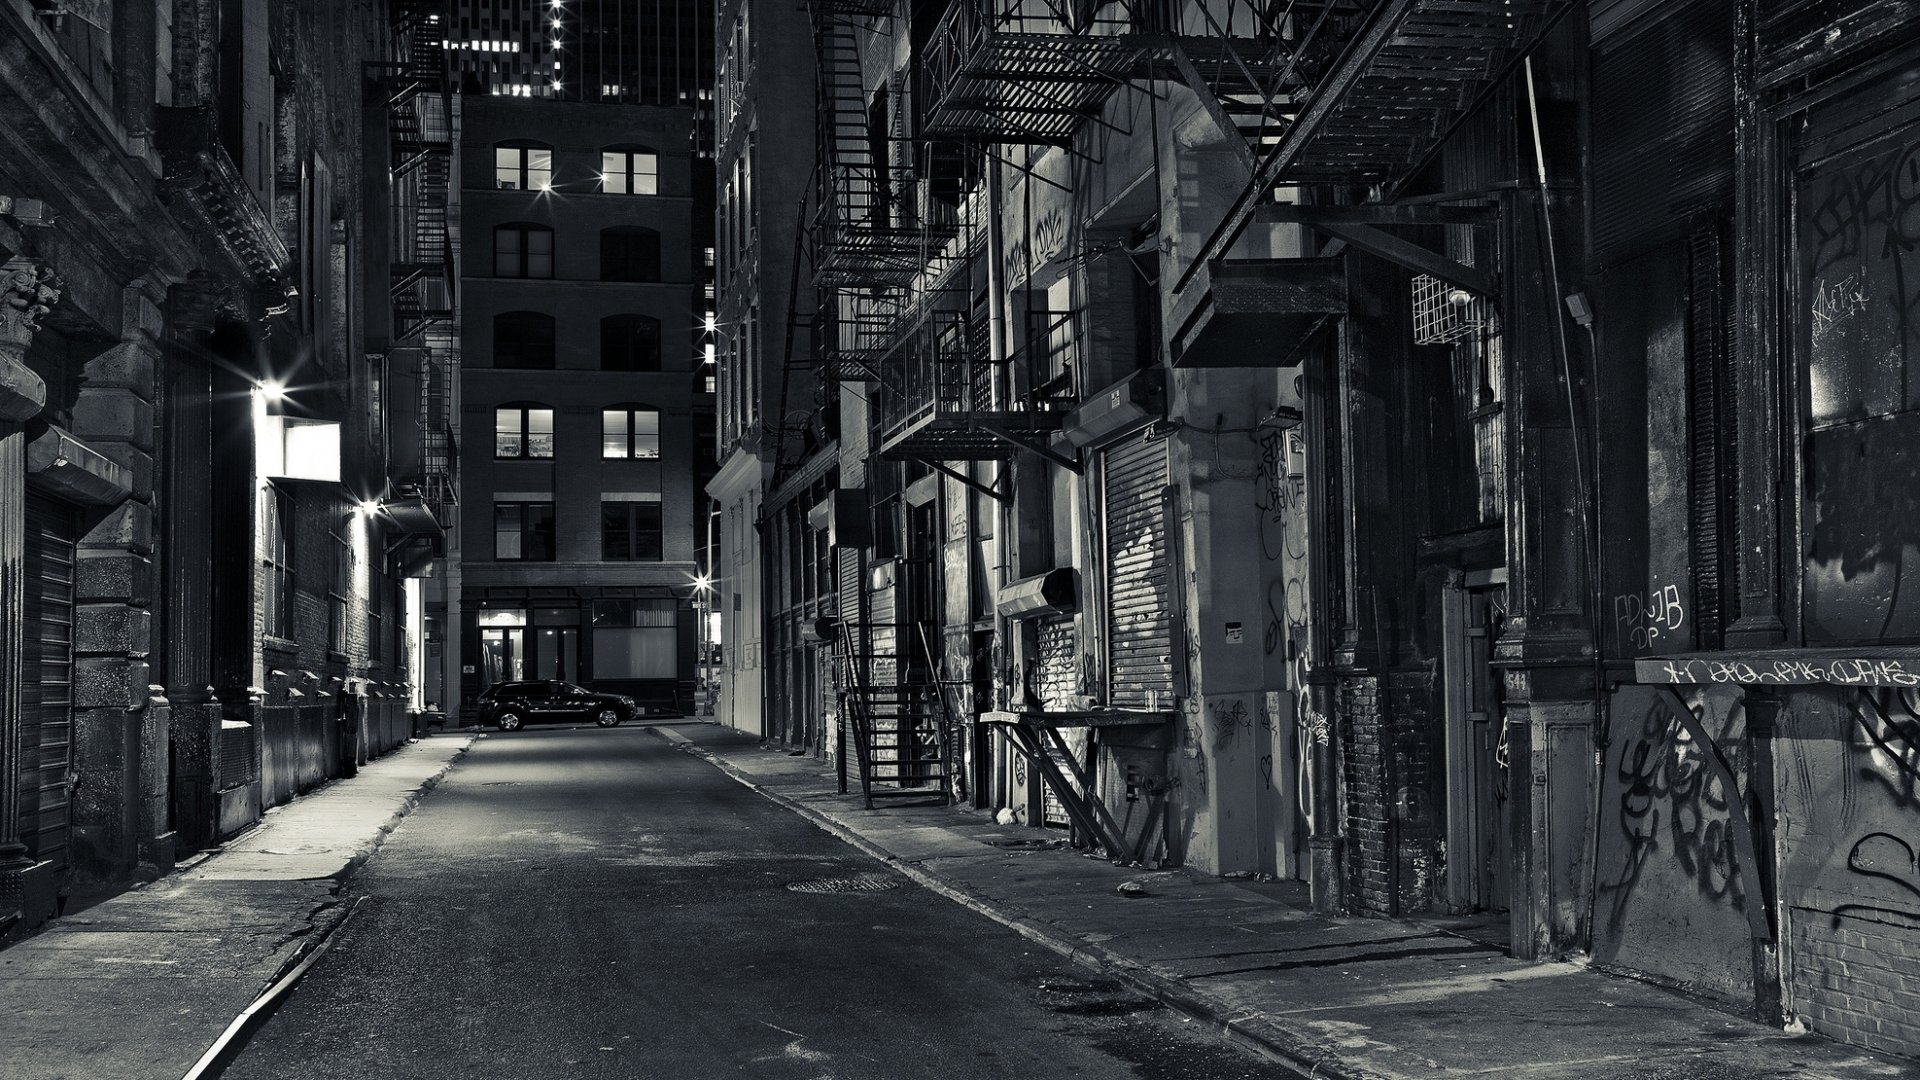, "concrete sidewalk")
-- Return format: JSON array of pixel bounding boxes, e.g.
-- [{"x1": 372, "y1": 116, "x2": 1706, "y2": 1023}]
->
[
  {"x1": 656, "y1": 722, "x2": 1920, "y2": 1080},
  {"x1": 0, "y1": 734, "x2": 473, "y2": 1080}
]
